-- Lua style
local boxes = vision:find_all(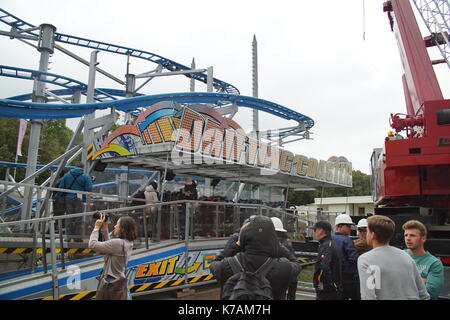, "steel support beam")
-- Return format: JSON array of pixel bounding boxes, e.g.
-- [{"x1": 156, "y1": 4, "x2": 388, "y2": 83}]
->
[{"x1": 22, "y1": 24, "x2": 56, "y2": 224}]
